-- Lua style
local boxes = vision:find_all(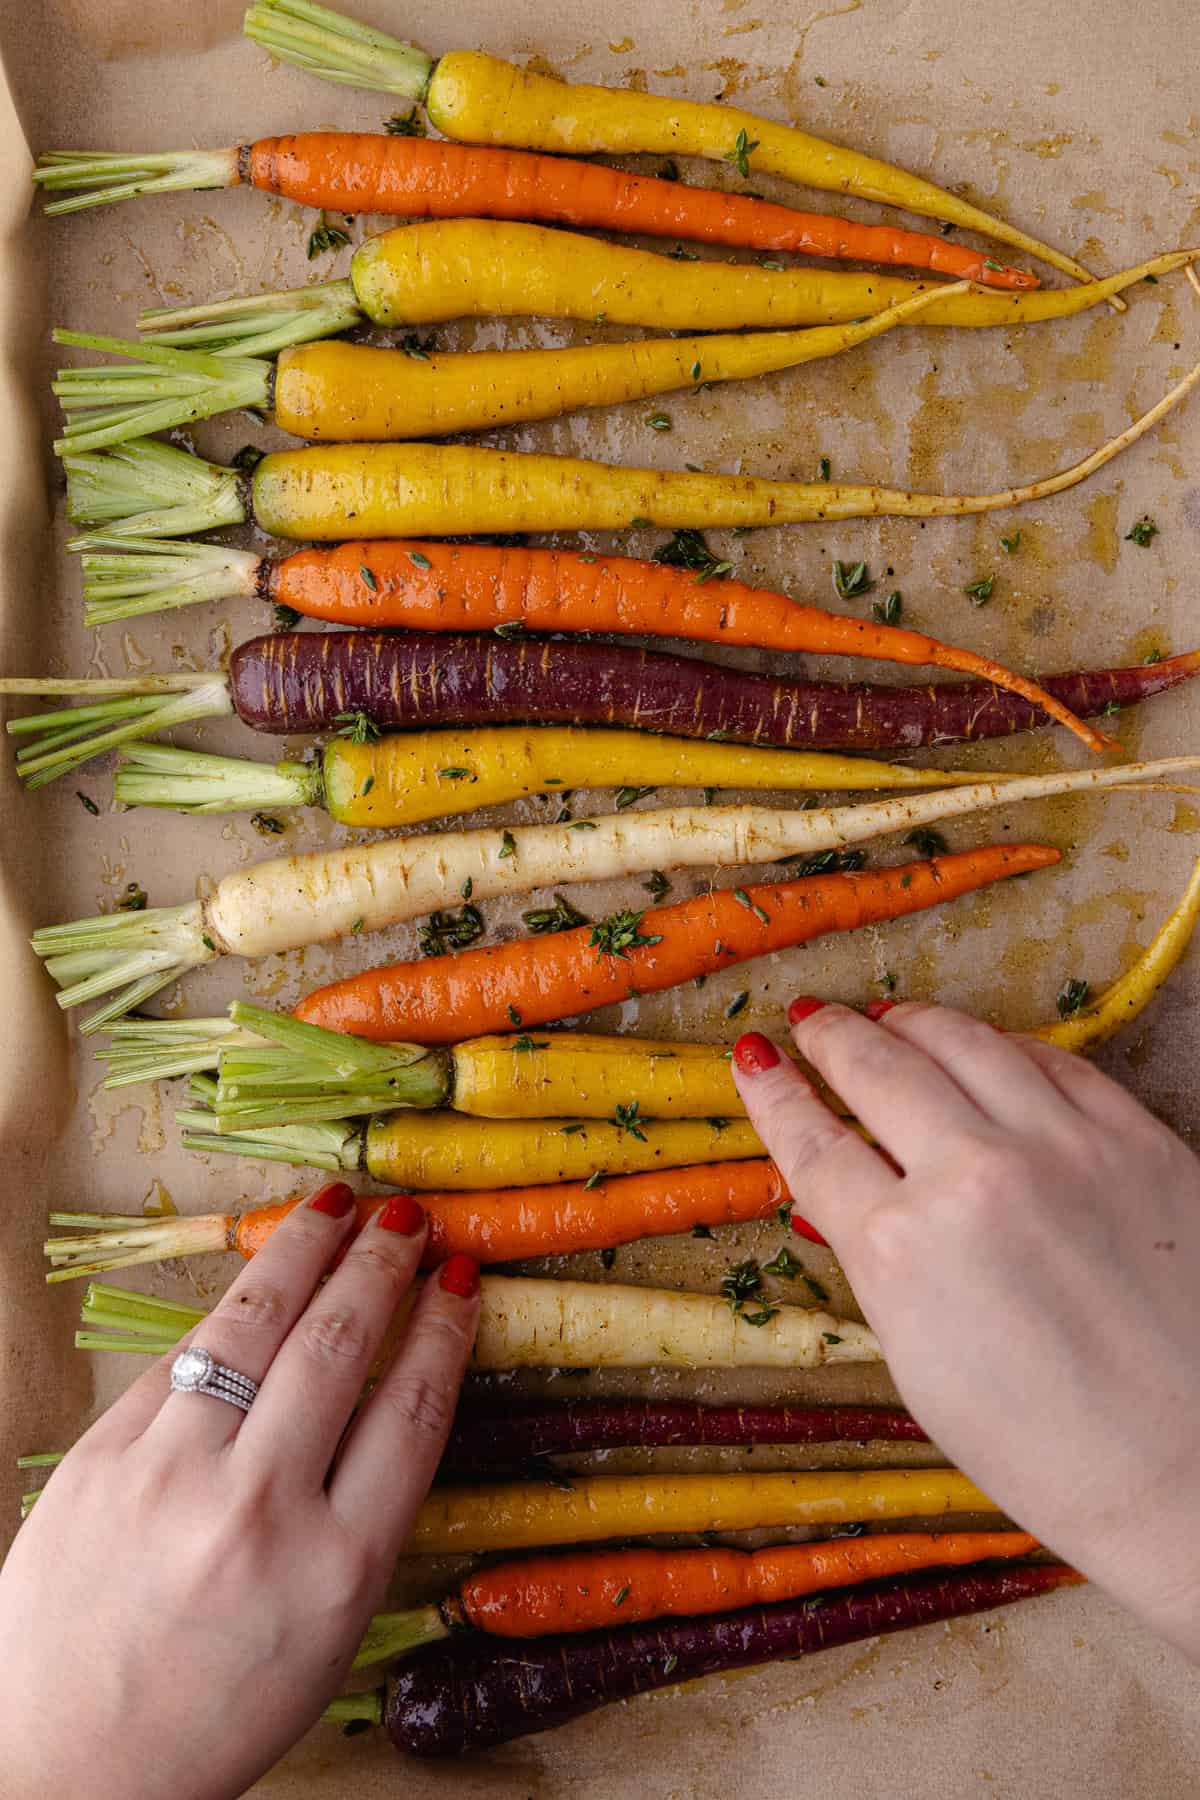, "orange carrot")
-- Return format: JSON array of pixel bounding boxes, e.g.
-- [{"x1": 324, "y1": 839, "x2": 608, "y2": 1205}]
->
[
  {"x1": 452, "y1": 1532, "x2": 1042, "y2": 1637},
  {"x1": 295, "y1": 844, "x2": 1060, "y2": 1043},
  {"x1": 259, "y1": 537, "x2": 1101, "y2": 748},
  {"x1": 241, "y1": 135, "x2": 1036, "y2": 287},
  {"x1": 56, "y1": 1161, "x2": 790, "y2": 1281}
]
